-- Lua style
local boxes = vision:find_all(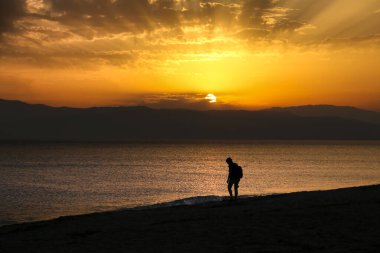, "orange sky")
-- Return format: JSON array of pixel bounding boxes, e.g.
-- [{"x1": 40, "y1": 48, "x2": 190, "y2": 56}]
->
[{"x1": 1, "y1": 0, "x2": 380, "y2": 110}]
